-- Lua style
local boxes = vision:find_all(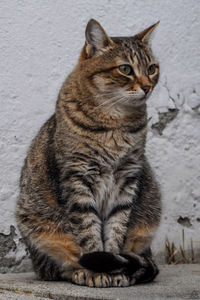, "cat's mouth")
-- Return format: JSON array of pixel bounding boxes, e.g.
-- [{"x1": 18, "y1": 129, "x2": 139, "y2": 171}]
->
[
  {"x1": 137, "y1": 89, "x2": 152, "y2": 101},
  {"x1": 127, "y1": 88, "x2": 152, "y2": 102},
  {"x1": 131, "y1": 93, "x2": 149, "y2": 102}
]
